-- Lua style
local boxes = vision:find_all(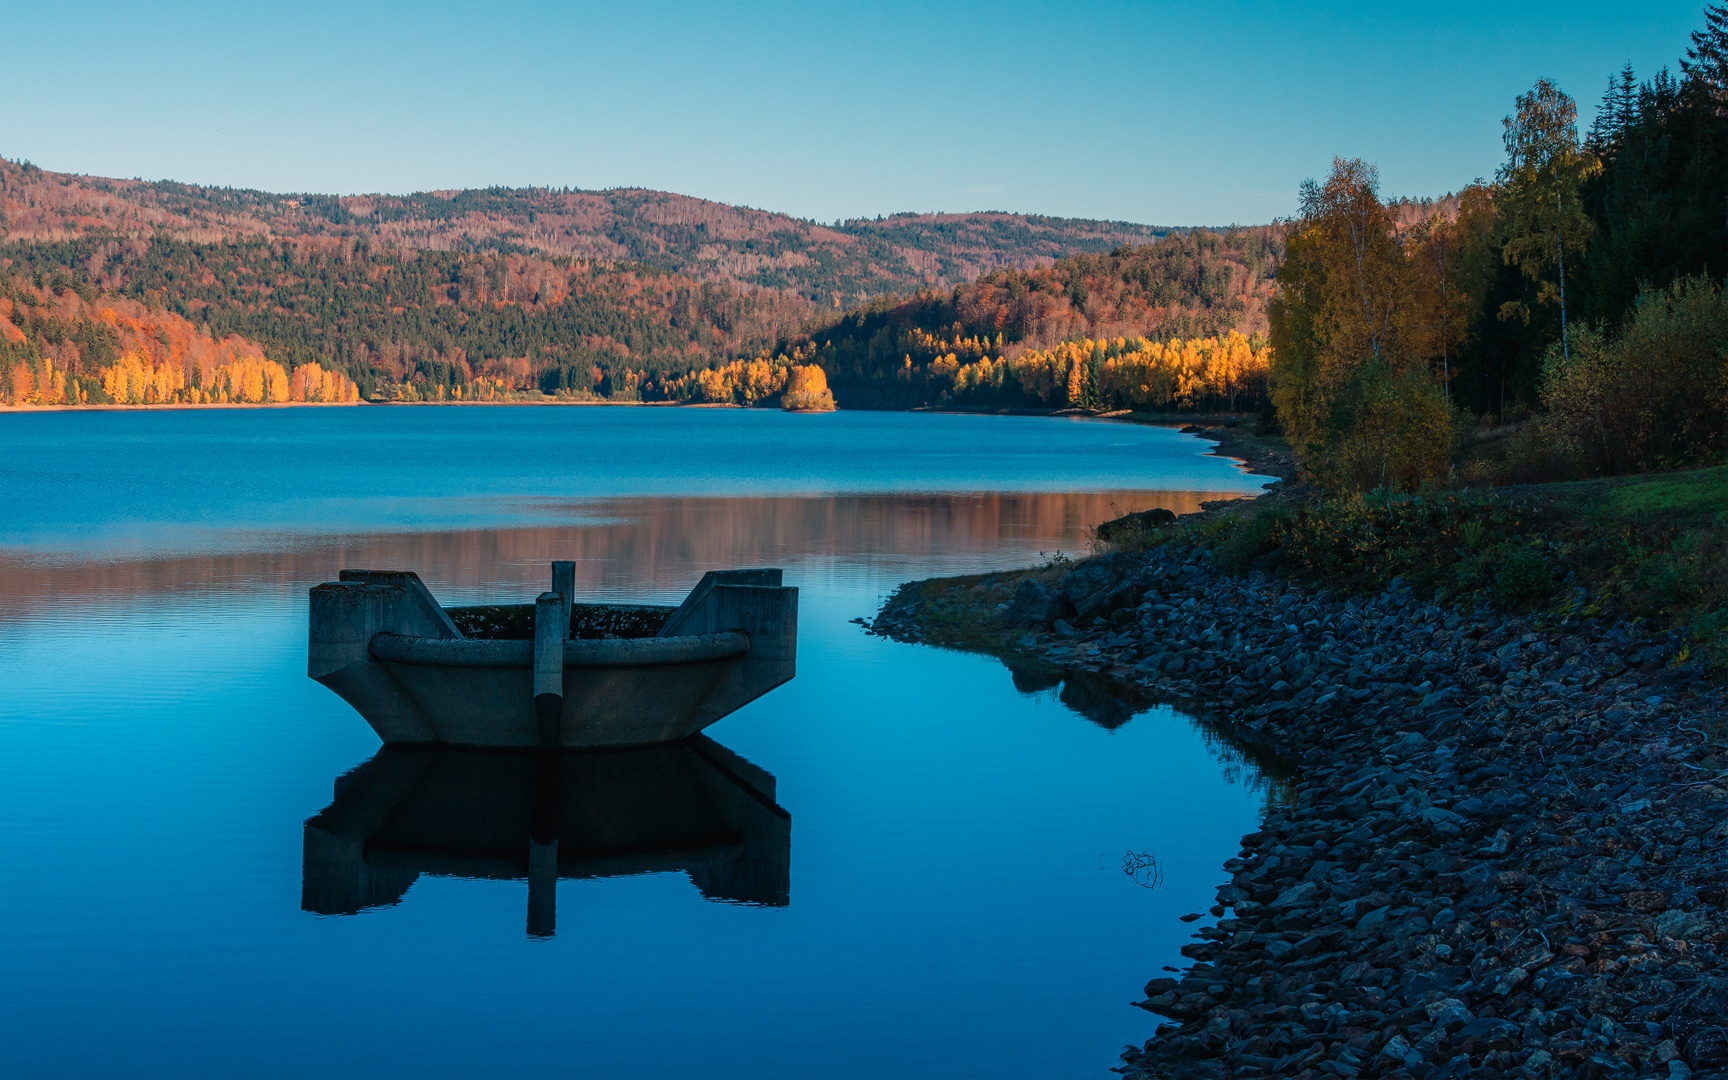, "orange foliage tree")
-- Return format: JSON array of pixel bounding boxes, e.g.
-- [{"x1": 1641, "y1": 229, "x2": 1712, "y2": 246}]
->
[
  {"x1": 1, "y1": 283, "x2": 359, "y2": 407},
  {"x1": 780, "y1": 364, "x2": 836, "y2": 412}
]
